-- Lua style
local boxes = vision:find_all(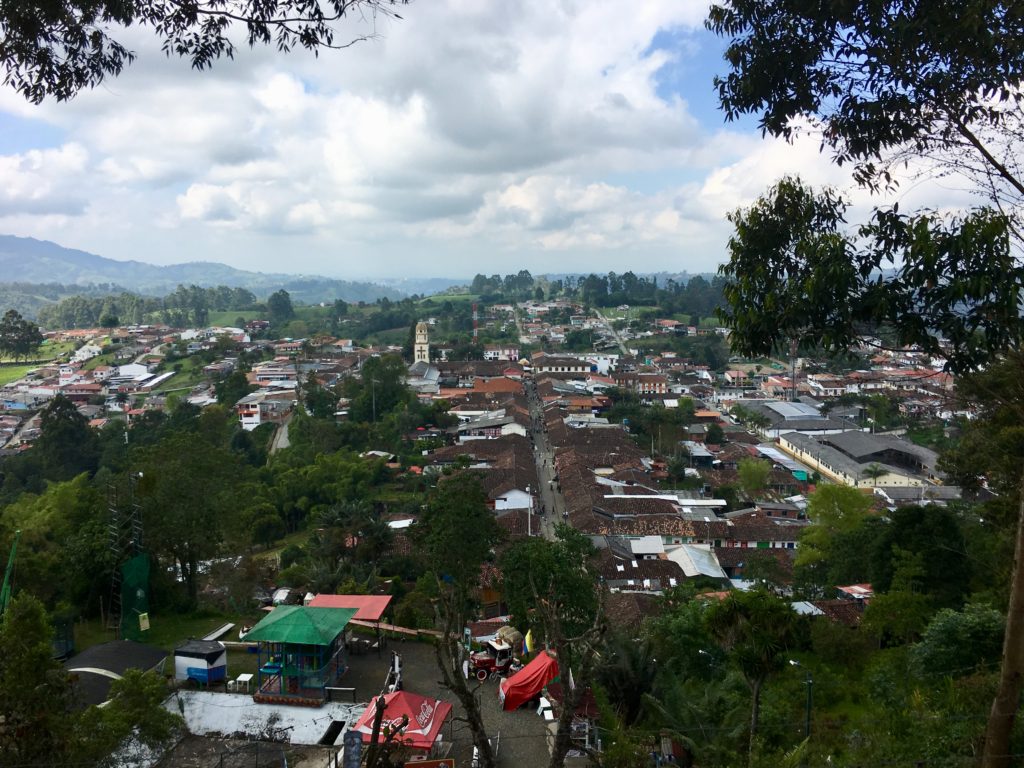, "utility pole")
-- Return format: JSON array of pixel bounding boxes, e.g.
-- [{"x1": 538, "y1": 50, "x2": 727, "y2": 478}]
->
[{"x1": 789, "y1": 660, "x2": 813, "y2": 739}]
